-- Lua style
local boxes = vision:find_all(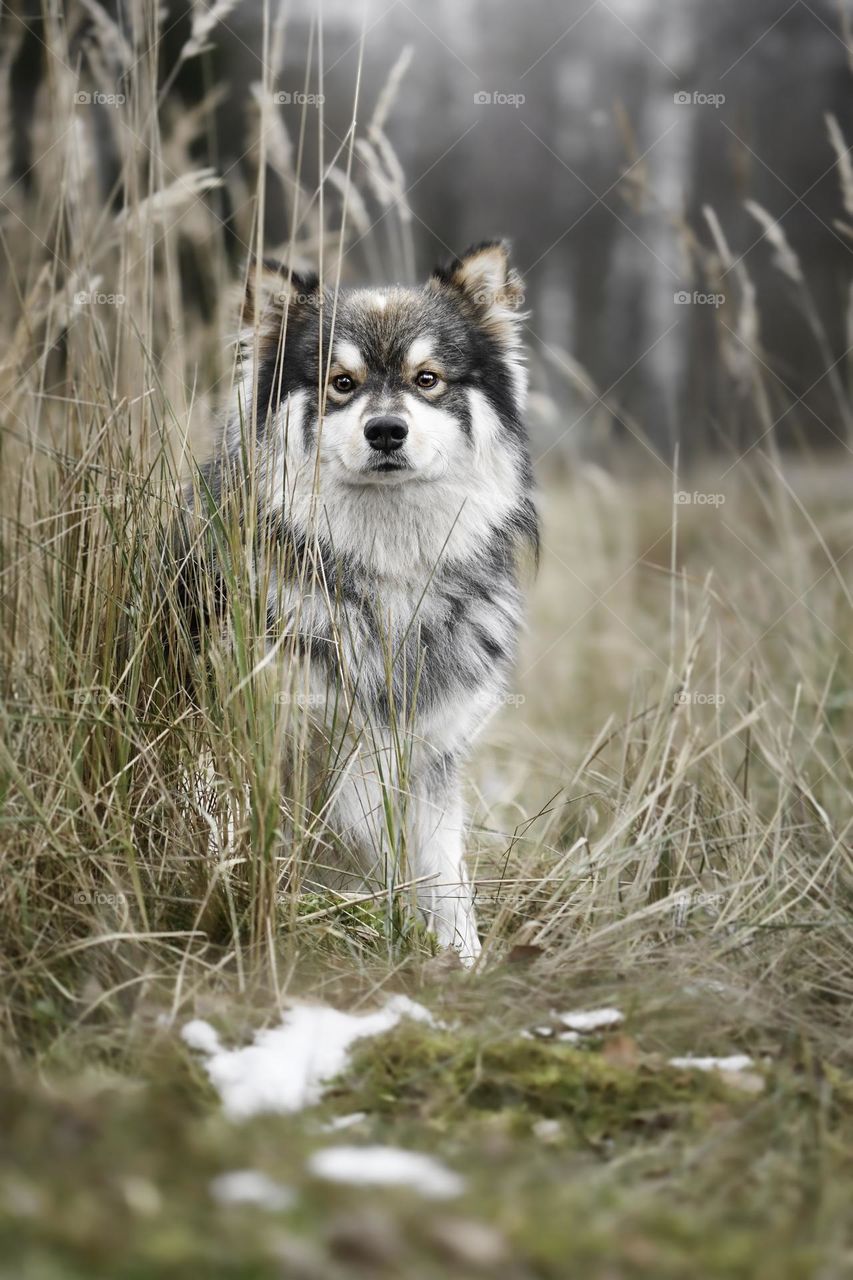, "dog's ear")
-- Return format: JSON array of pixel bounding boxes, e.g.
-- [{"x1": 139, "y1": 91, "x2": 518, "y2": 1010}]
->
[
  {"x1": 241, "y1": 258, "x2": 320, "y2": 329},
  {"x1": 430, "y1": 240, "x2": 525, "y2": 344}
]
